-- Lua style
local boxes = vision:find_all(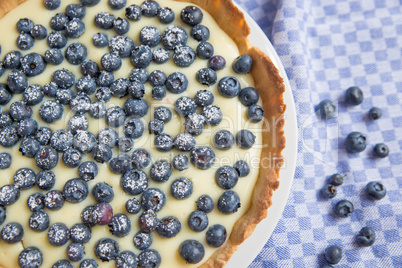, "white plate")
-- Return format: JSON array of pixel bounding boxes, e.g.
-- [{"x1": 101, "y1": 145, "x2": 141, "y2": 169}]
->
[{"x1": 226, "y1": 5, "x2": 298, "y2": 268}]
